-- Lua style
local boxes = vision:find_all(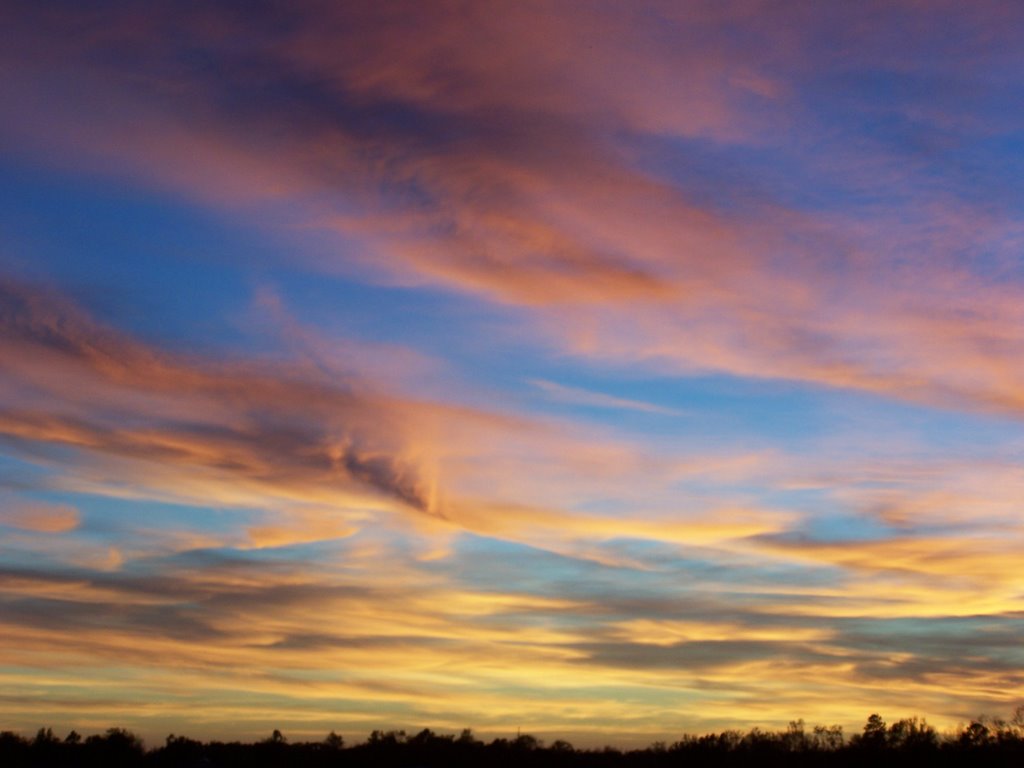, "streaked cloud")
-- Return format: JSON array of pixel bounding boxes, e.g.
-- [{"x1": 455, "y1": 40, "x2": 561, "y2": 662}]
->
[
  {"x1": 2, "y1": 0, "x2": 1024, "y2": 747},
  {"x1": 529, "y1": 378, "x2": 687, "y2": 416},
  {"x1": 4, "y1": 1, "x2": 1024, "y2": 417}
]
